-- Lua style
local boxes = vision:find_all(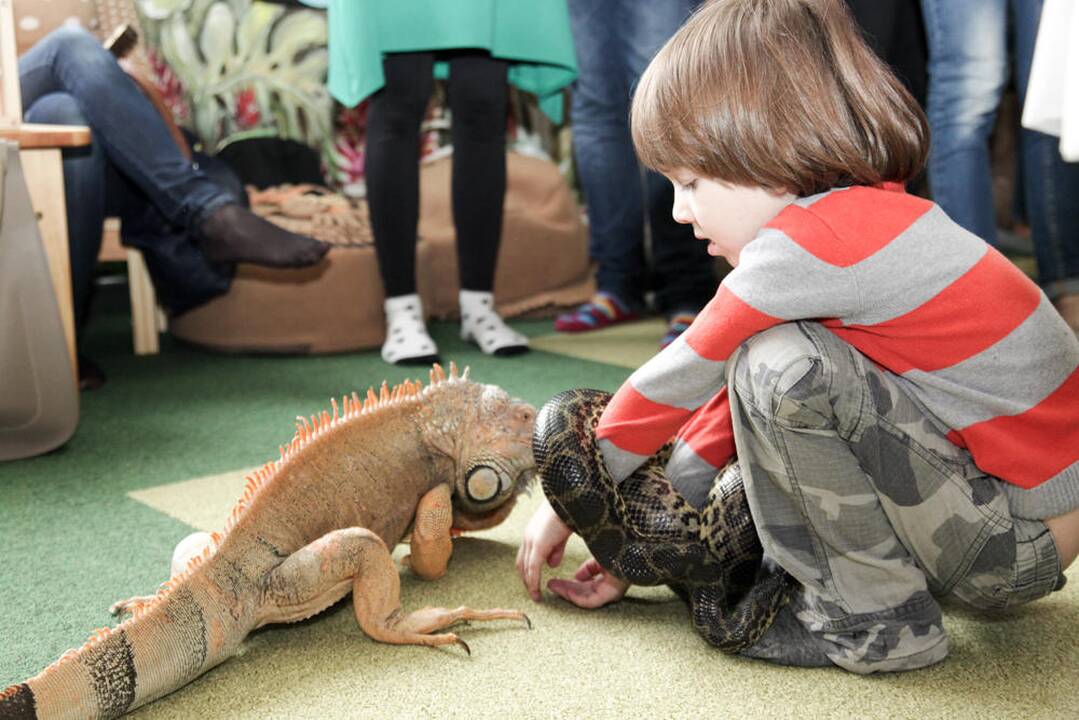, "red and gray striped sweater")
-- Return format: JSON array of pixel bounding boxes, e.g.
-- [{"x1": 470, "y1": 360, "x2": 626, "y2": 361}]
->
[{"x1": 596, "y1": 186, "x2": 1079, "y2": 519}]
